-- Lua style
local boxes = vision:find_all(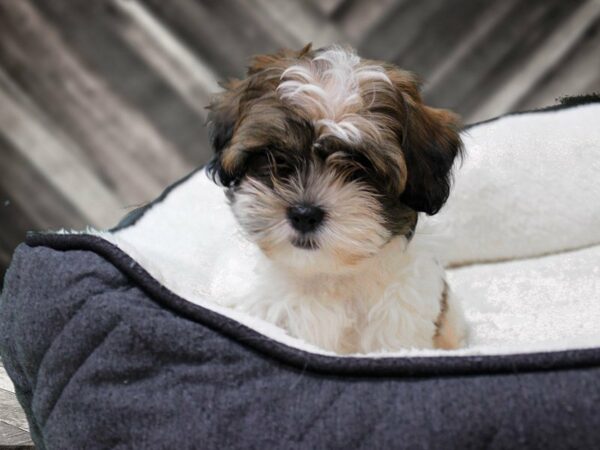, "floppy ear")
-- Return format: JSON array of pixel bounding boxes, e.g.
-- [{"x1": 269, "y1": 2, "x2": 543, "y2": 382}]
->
[
  {"x1": 399, "y1": 102, "x2": 463, "y2": 215},
  {"x1": 206, "y1": 79, "x2": 248, "y2": 186},
  {"x1": 206, "y1": 45, "x2": 312, "y2": 186}
]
